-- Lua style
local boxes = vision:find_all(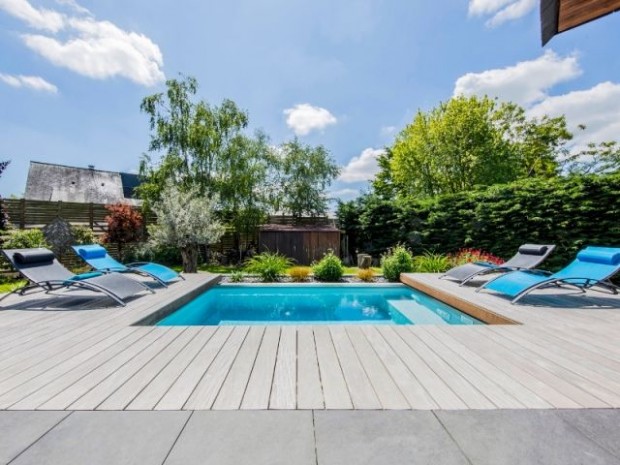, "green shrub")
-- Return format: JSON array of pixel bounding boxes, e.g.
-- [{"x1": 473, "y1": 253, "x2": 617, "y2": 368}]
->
[
  {"x1": 126, "y1": 242, "x2": 182, "y2": 266},
  {"x1": 72, "y1": 226, "x2": 99, "y2": 245},
  {"x1": 381, "y1": 245, "x2": 414, "y2": 281},
  {"x1": 288, "y1": 266, "x2": 312, "y2": 282},
  {"x1": 3, "y1": 229, "x2": 49, "y2": 249},
  {"x1": 412, "y1": 251, "x2": 451, "y2": 273},
  {"x1": 230, "y1": 270, "x2": 245, "y2": 283},
  {"x1": 356, "y1": 268, "x2": 375, "y2": 282},
  {"x1": 244, "y1": 252, "x2": 293, "y2": 282},
  {"x1": 312, "y1": 251, "x2": 344, "y2": 281}
]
